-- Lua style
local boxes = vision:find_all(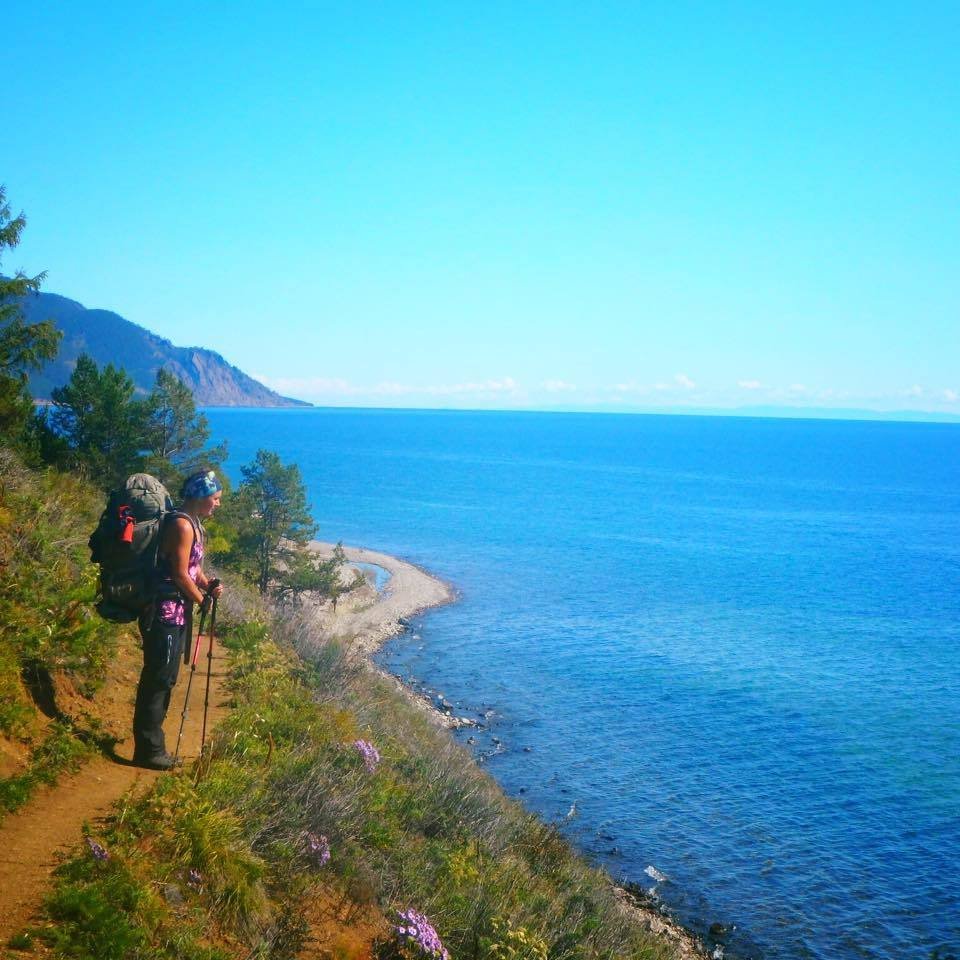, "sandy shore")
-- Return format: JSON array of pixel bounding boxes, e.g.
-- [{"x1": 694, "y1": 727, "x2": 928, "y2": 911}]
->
[
  {"x1": 303, "y1": 541, "x2": 474, "y2": 727},
  {"x1": 305, "y1": 540, "x2": 455, "y2": 657}
]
